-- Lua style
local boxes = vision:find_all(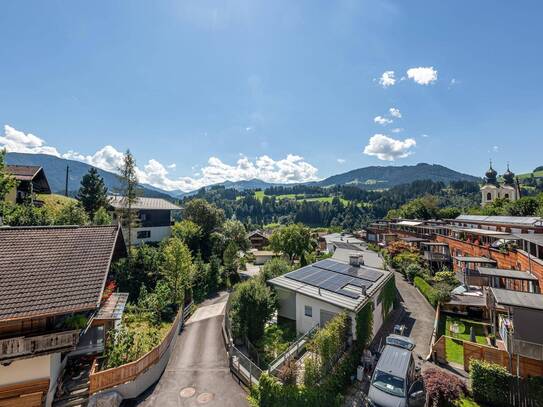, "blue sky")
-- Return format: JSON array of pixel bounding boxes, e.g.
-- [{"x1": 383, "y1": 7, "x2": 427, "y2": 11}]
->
[{"x1": 0, "y1": 1, "x2": 542, "y2": 191}]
